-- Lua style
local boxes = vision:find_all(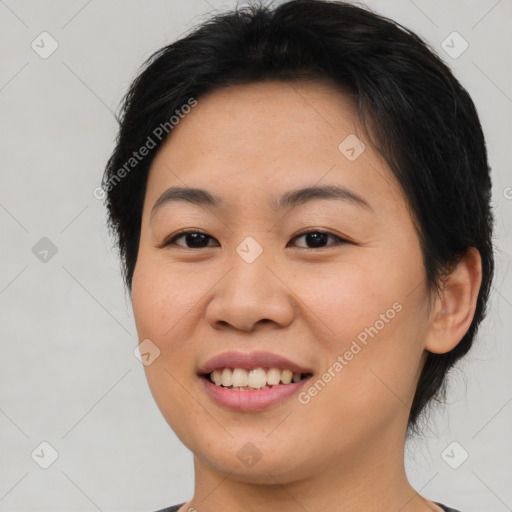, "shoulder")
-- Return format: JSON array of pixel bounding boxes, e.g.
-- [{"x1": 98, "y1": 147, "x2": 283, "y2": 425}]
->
[
  {"x1": 152, "y1": 504, "x2": 185, "y2": 512},
  {"x1": 153, "y1": 503, "x2": 461, "y2": 512},
  {"x1": 436, "y1": 503, "x2": 462, "y2": 512}
]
